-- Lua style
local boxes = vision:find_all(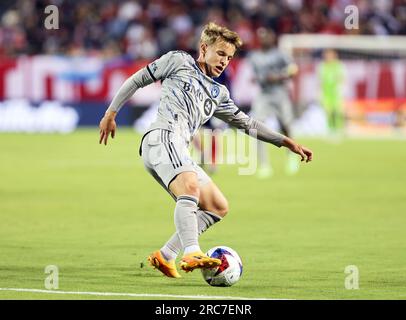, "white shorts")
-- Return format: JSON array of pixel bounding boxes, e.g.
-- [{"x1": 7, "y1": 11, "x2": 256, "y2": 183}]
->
[{"x1": 140, "y1": 129, "x2": 212, "y2": 199}]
